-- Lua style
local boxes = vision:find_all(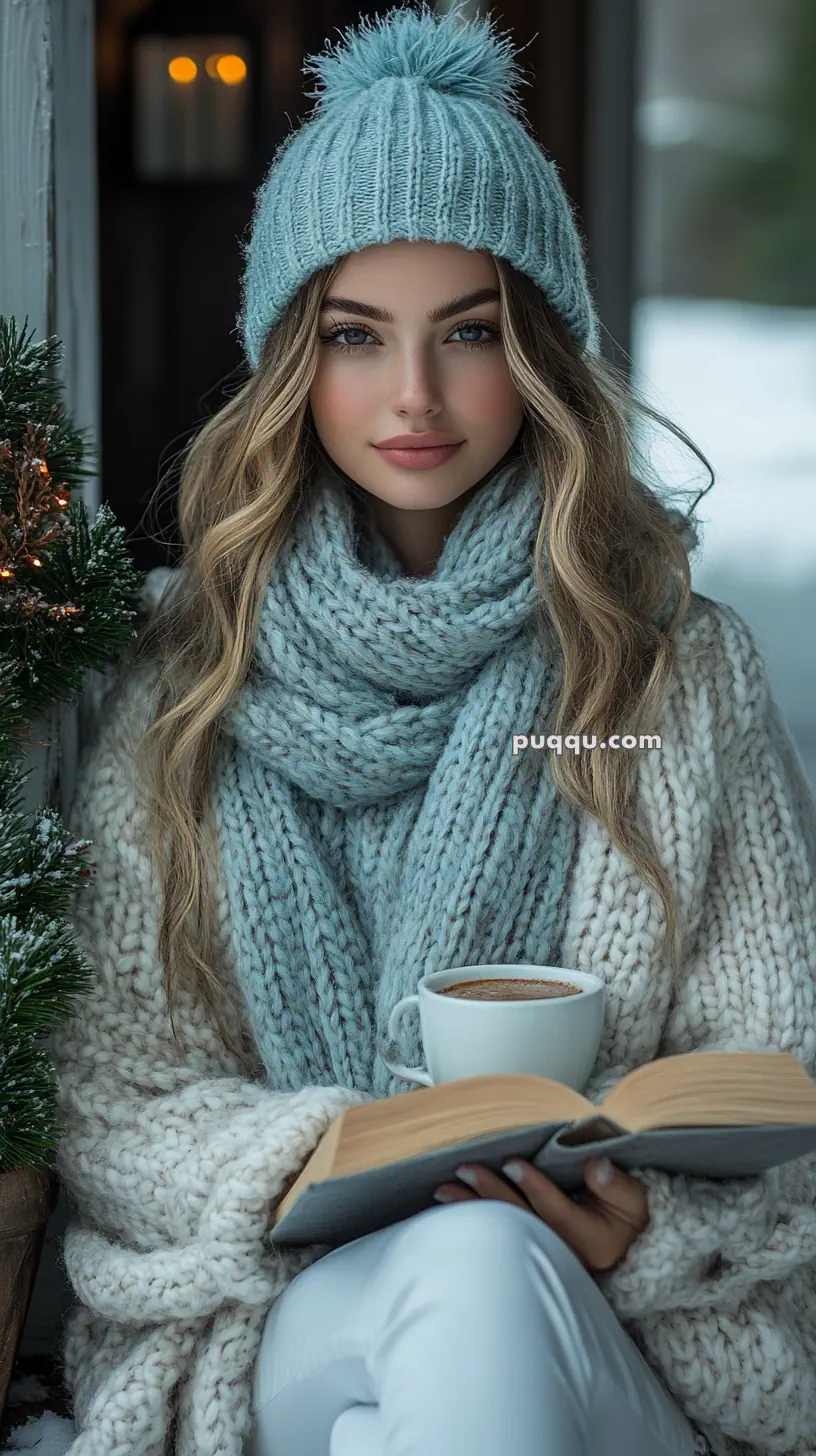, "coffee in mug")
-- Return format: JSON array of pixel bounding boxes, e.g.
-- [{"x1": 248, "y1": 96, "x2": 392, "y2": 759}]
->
[
  {"x1": 438, "y1": 977, "x2": 582, "y2": 1001},
  {"x1": 380, "y1": 963, "x2": 604, "y2": 1090}
]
